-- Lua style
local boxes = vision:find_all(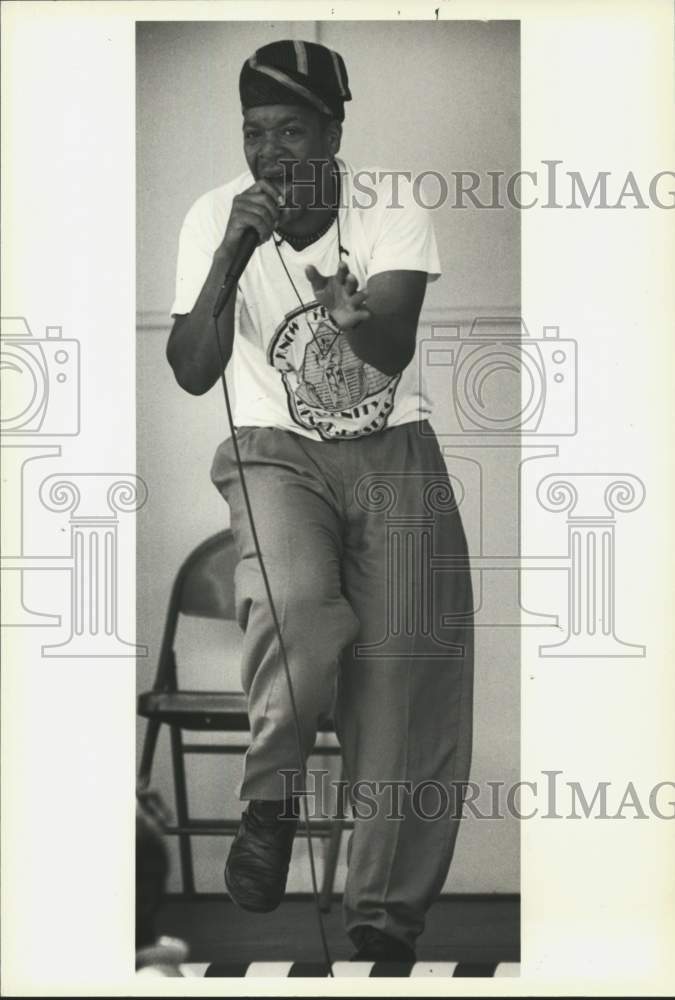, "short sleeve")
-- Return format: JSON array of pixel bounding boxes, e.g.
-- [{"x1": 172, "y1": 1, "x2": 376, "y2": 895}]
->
[
  {"x1": 170, "y1": 190, "x2": 229, "y2": 317},
  {"x1": 366, "y1": 173, "x2": 442, "y2": 283}
]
